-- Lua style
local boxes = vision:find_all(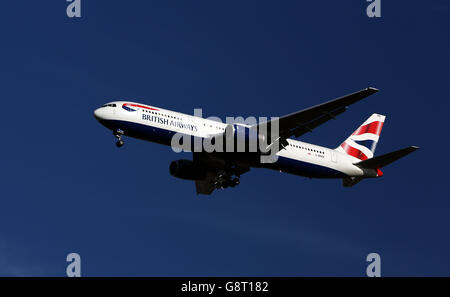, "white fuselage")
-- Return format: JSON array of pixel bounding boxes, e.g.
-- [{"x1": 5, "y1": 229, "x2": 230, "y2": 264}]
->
[{"x1": 94, "y1": 101, "x2": 370, "y2": 179}]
